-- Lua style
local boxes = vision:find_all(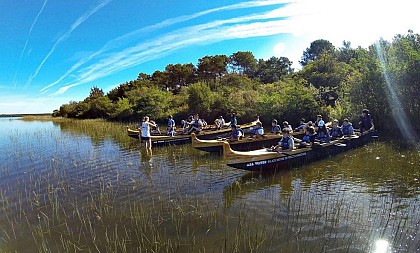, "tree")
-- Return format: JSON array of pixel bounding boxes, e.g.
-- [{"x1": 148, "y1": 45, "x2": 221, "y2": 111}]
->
[
  {"x1": 255, "y1": 56, "x2": 293, "y2": 83},
  {"x1": 111, "y1": 98, "x2": 133, "y2": 120},
  {"x1": 299, "y1": 50, "x2": 359, "y2": 107},
  {"x1": 300, "y1": 39, "x2": 335, "y2": 66},
  {"x1": 197, "y1": 55, "x2": 230, "y2": 82},
  {"x1": 187, "y1": 82, "x2": 214, "y2": 115},
  {"x1": 126, "y1": 86, "x2": 173, "y2": 120},
  {"x1": 151, "y1": 70, "x2": 168, "y2": 89},
  {"x1": 83, "y1": 96, "x2": 114, "y2": 118},
  {"x1": 229, "y1": 51, "x2": 257, "y2": 76},
  {"x1": 165, "y1": 63, "x2": 196, "y2": 90},
  {"x1": 337, "y1": 40, "x2": 357, "y2": 64},
  {"x1": 88, "y1": 86, "x2": 104, "y2": 100},
  {"x1": 107, "y1": 82, "x2": 136, "y2": 102}
]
